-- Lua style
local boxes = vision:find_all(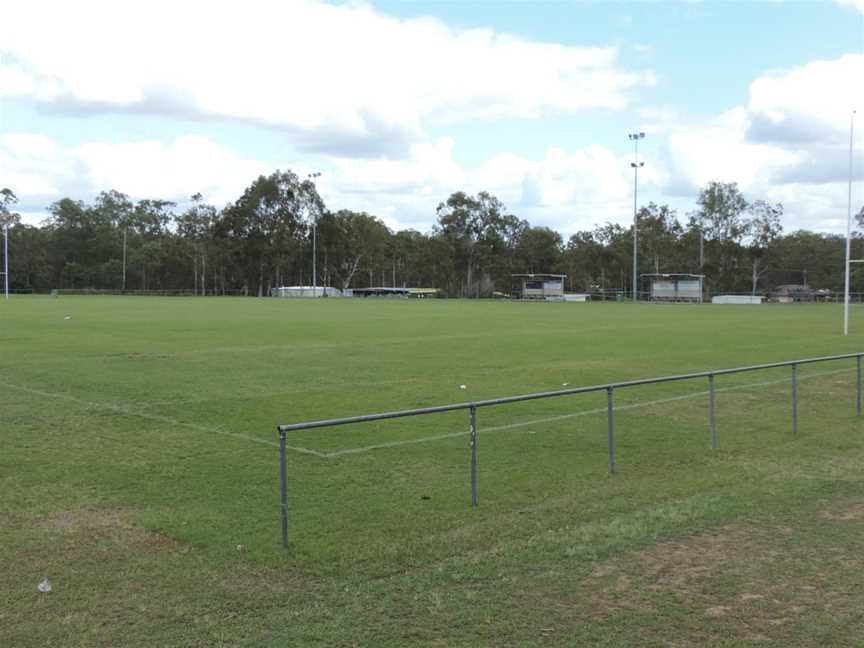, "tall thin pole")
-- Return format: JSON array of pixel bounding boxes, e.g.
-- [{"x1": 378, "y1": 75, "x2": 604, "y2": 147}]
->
[
  {"x1": 3, "y1": 225, "x2": 8, "y2": 300},
  {"x1": 633, "y1": 159, "x2": 638, "y2": 301},
  {"x1": 629, "y1": 132, "x2": 645, "y2": 302},
  {"x1": 122, "y1": 228, "x2": 127, "y2": 291},
  {"x1": 845, "y1": 110, "x2": 856, "y2": 336},
  {"x1": 308, "y1": 172, "x2": 321, "y2": 297}
]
